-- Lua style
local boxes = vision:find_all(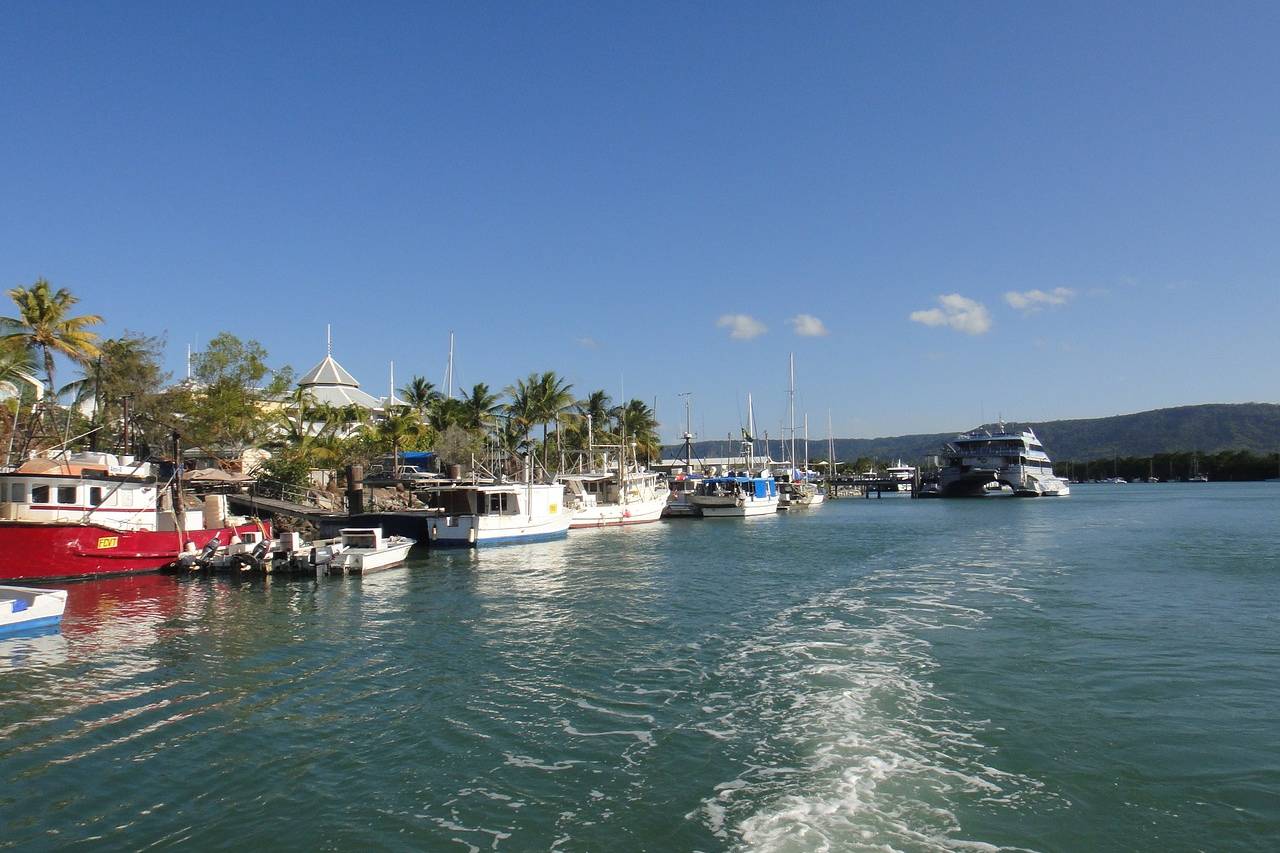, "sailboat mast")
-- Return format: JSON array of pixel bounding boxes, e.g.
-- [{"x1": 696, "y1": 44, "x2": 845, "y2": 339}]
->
[
  {"x1": 445, "y1": 331, "x2": 455, "y2": 399},
  {"x1": 788, "y1": 352, "x2": 796, "y2": 472},
  {"x1": 804, "y1": 413, "x2": 810, "y2": 471},
  {"x1": 747, "y1": 392, "x2": 756, "y2": 471},
  {"x1": 680, "y1": 392, "x2": 693, "y2": 472}
]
